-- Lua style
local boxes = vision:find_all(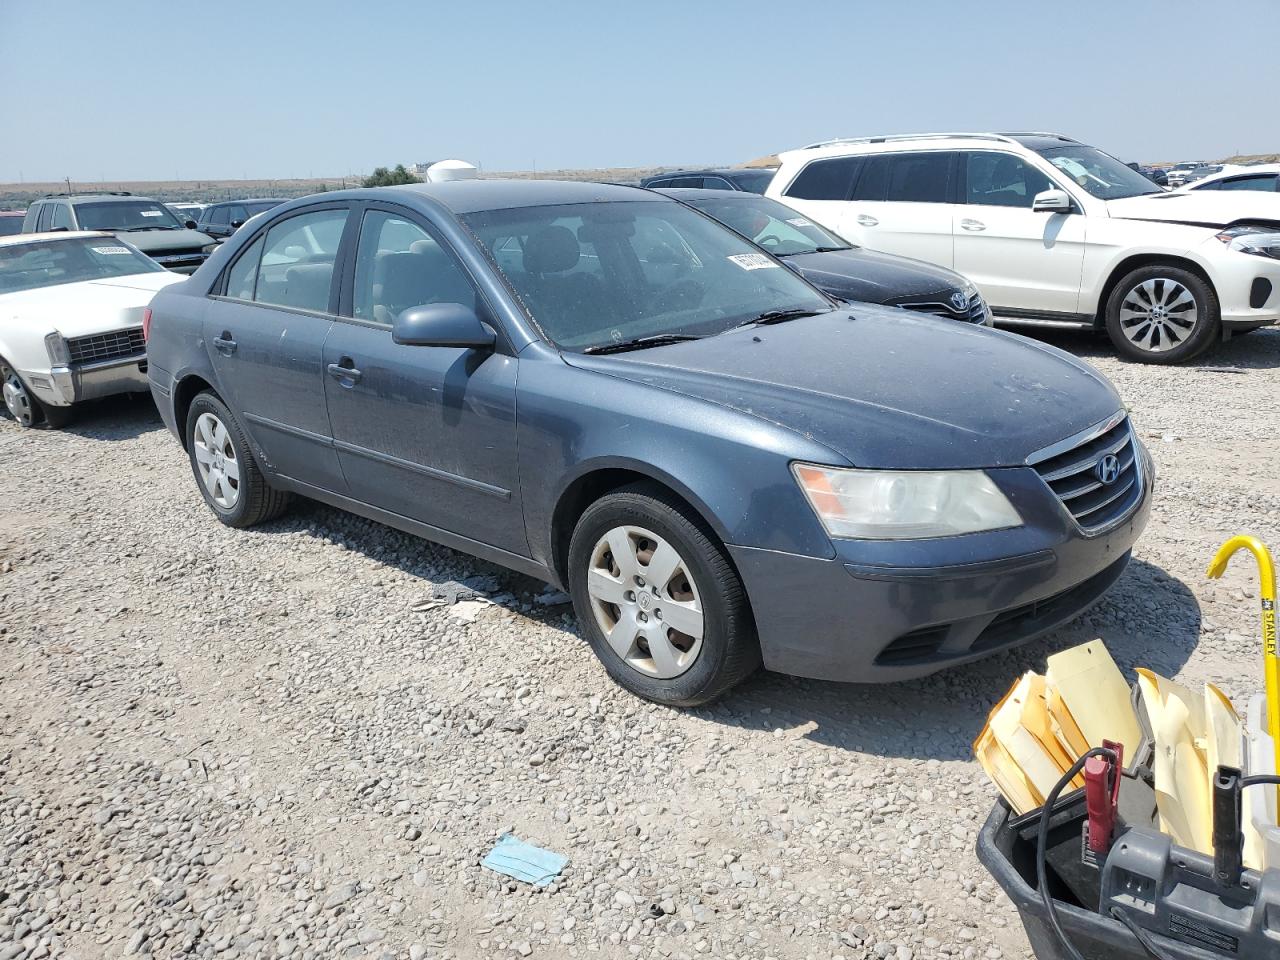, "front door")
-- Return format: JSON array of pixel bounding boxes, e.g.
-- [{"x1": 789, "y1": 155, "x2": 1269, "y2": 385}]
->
[
  {"x1": 952, "y1": 151, "x2": 1087, "y2": 316},
  {"x1": 323, "y1": 206, "x2": 526, "y2": 555},
  {"x1": 203, "y1": 205, "x2": 350, "y2": 489}
]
